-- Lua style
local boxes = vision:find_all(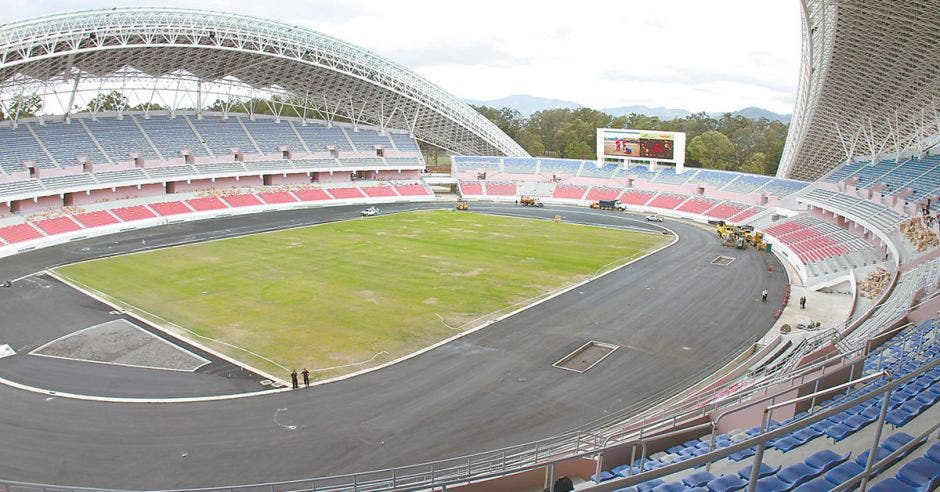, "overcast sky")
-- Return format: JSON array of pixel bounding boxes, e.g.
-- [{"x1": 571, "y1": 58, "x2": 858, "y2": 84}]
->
[{"x1": 1, "y1": 1, "x2": 802, "y2": 114}]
